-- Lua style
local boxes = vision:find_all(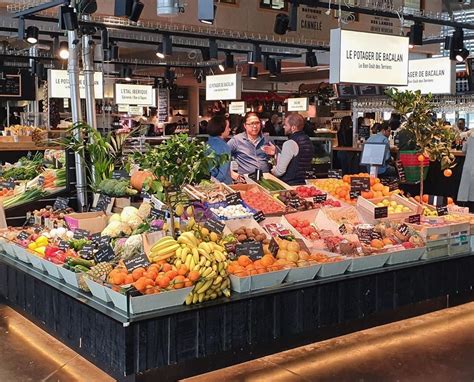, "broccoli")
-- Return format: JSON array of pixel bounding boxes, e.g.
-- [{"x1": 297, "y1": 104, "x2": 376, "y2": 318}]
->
[{"x1": 98, "y1": 179, "x2": 138, "y2": 197}]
